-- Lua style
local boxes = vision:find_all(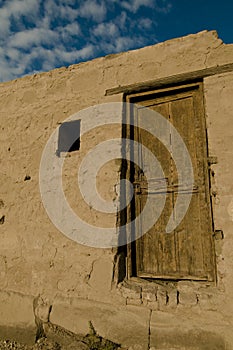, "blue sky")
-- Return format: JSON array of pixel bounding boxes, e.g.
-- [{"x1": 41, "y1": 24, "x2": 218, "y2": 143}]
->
[{"x1": 0, "y1": 0, "x2": 232, "y2": 82}]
